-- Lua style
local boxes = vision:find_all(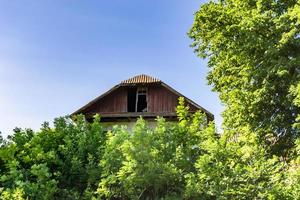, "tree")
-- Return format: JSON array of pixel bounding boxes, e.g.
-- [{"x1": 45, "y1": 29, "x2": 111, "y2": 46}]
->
[
  {"x1": 184, "y1": 128, "x2": 287, "y2": 199},
  {"x1": 96, "y1": 99, "x2": 289, "y2": 199},
  {"x1": 189, "y1": 0, "x2": 300, "y2": 154},
  {"x1": 1, "y1": 98, "x2": 299, "y2": 199},
  {"x1": 0, "y1": 115, "x2": 106, "y2": 199},
  {"x1": 97, "y1": 97, "x2": 212, "y2": 199}
]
